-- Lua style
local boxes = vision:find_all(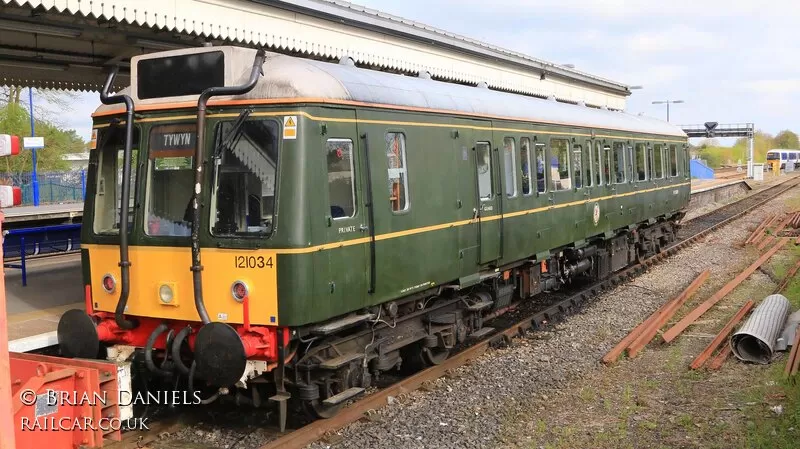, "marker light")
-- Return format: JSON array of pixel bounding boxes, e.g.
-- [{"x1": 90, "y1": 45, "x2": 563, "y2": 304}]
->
[
  {"x1": 159, "y1": 284, "x2": 174, "y2": 304},
  {"x1": 231, "y1": 280, "x2": 248, "y2": 303},
  {"x1": 102, "y1": 274, "x2": 116, "y2": 293}
]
